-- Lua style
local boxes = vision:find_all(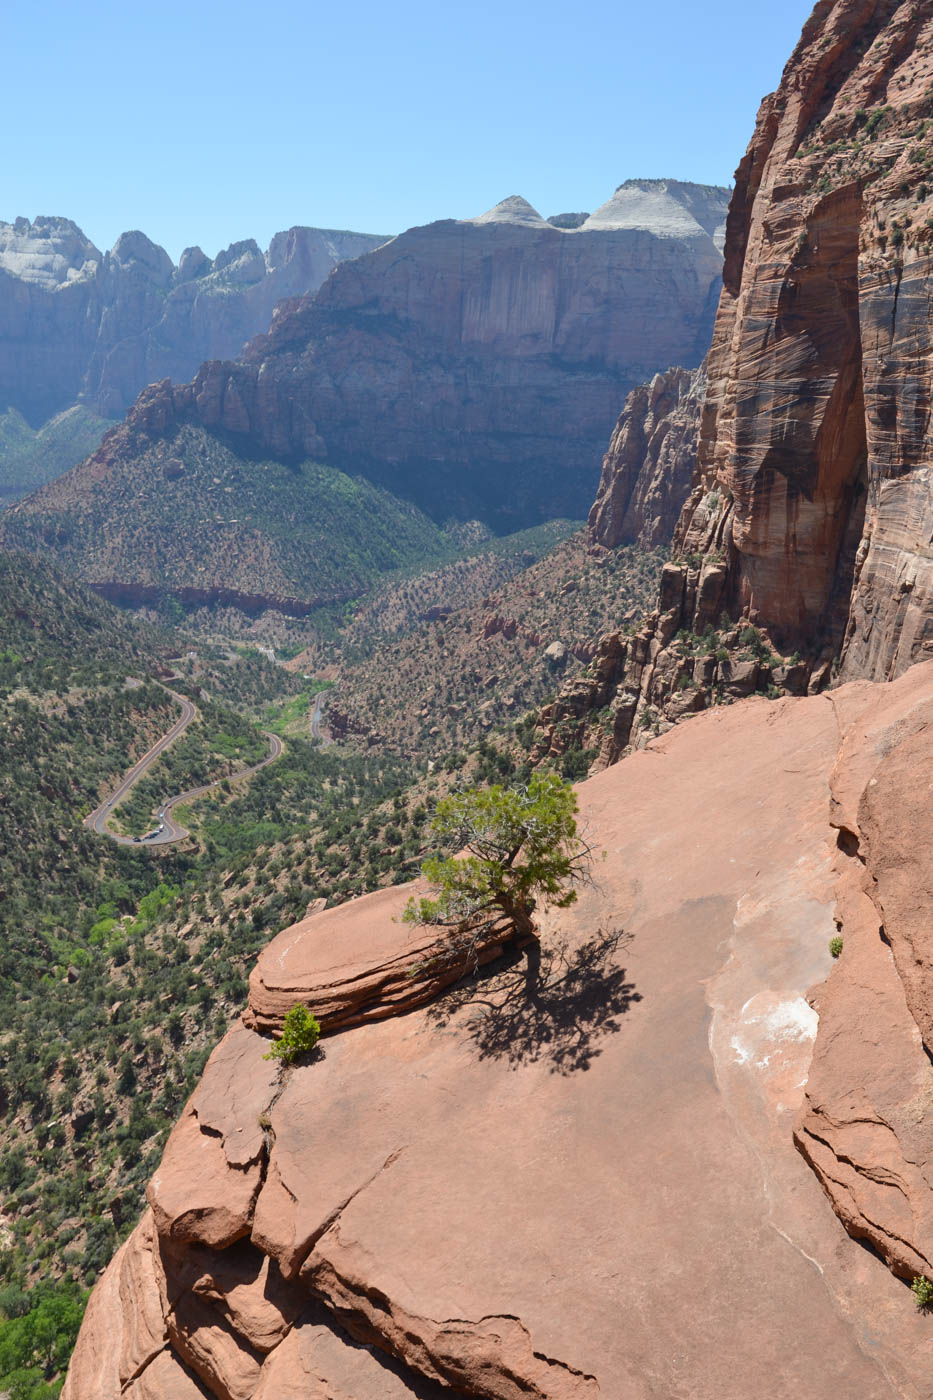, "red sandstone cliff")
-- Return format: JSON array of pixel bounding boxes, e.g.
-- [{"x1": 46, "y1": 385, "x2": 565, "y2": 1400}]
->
[
  {"x1": 674, "y1": 0, "x2": 933, "y2": 681},
  {"x1": 64, "y1": 667, "x2": 933, "y2": 1398},
  {"x1": 540, "y1": 0, "x2": 933, "y2": 767},
  {"x1": 587, "y1": 364, "x2": 704, "y2": 550}
]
